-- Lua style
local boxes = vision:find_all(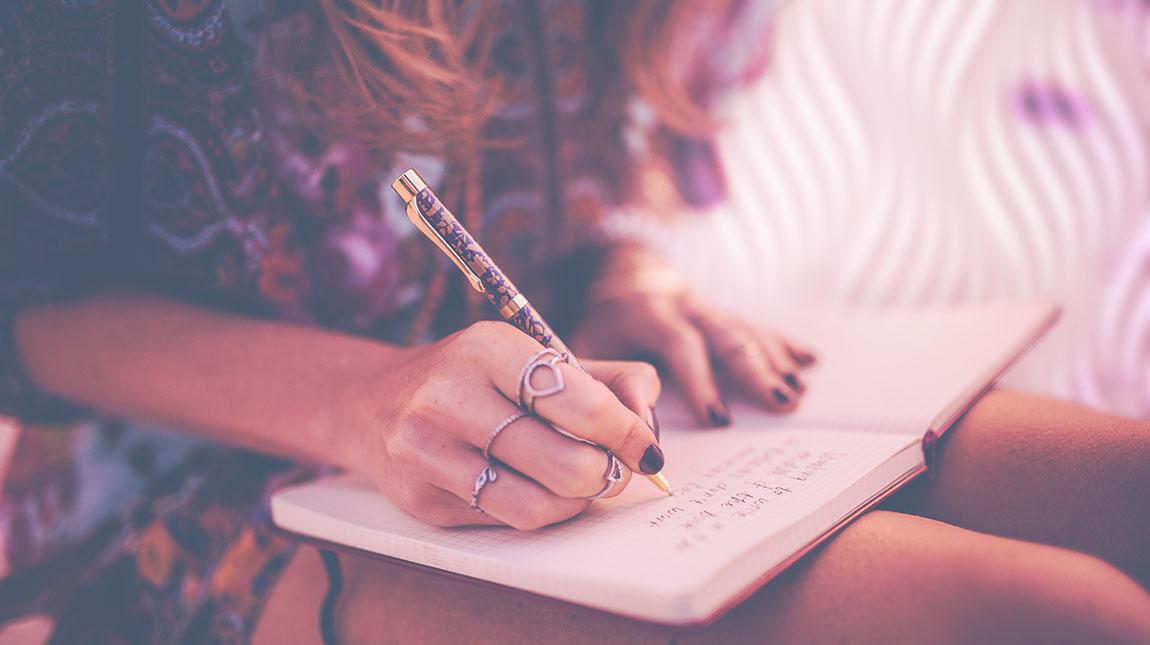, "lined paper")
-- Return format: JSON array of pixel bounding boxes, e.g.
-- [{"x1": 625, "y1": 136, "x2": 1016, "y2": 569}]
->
[{"x1": 273, "y1": 430, "x2": 920, "y2": 618}]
